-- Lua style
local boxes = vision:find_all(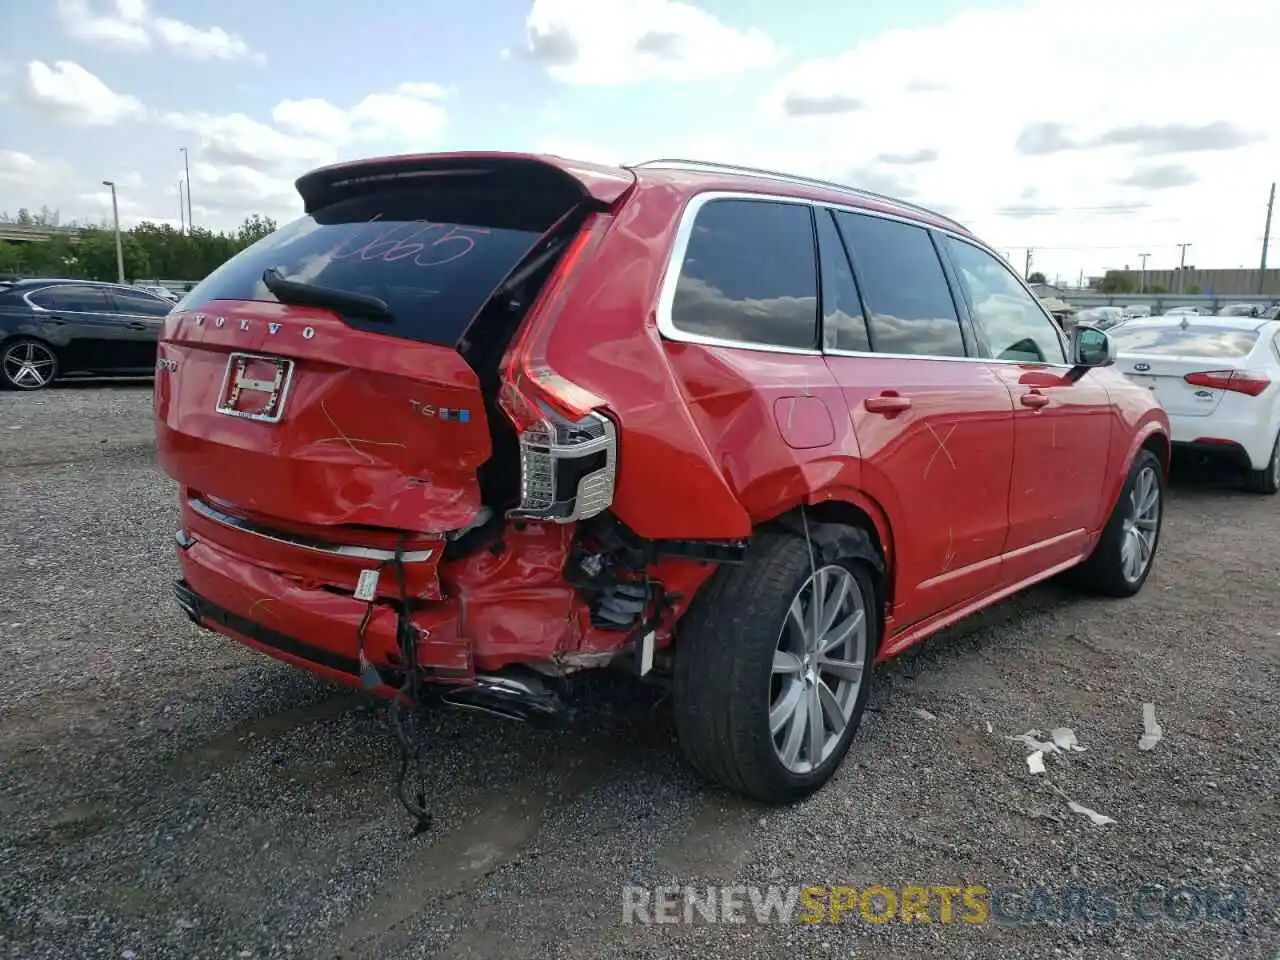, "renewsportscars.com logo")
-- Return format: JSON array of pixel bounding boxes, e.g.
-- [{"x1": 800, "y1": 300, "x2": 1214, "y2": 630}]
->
[{"x1": 621, "y1": 884, "x2": 1255, "y2": 926}]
